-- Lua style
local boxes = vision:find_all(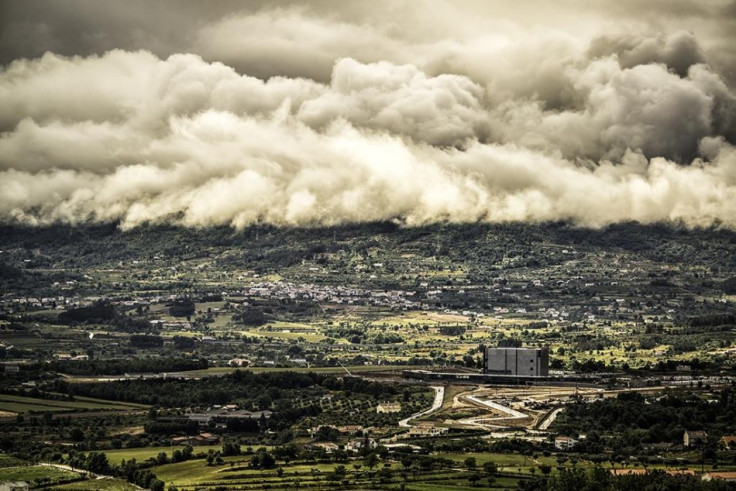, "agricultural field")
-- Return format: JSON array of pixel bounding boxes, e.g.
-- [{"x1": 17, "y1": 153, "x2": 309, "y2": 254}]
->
[
  {"x1": 0, "y1": 393, "x2": 149, "y2": 414},
  {"x1": 51, "y1": 477, "x2": 138, "y2": 490},
  {"x1": 0, "y1": 464, "x2": 82, "y2": 486},
  {"x1": 102, "y1": 445, "x2": 225, "y2": 465},
  {"x1": 150, "y1": 455, "x2": 529, "y2": 490}
]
